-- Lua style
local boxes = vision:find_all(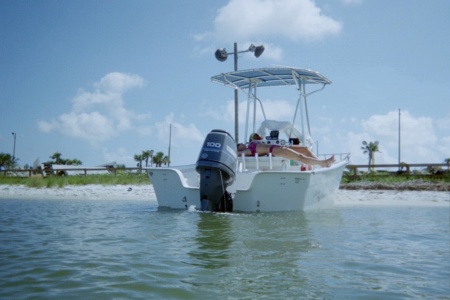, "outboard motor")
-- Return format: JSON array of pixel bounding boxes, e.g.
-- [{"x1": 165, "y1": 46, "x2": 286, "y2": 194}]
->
[{"x1": 196, "y1": 129, "x2": 237, "y2": 212}]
